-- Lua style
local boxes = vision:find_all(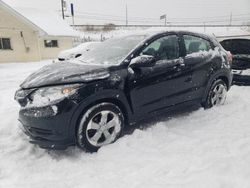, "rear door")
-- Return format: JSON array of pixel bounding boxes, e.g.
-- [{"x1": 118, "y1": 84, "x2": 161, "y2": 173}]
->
[{"x1": 182, "y1": 34, "x2": 214, "y2": 100}]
